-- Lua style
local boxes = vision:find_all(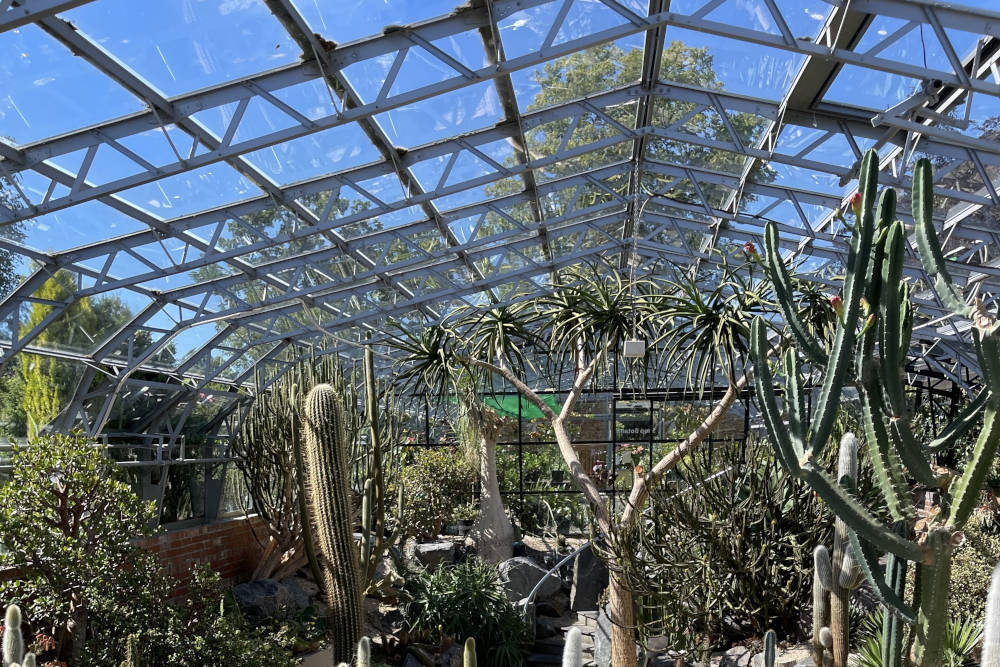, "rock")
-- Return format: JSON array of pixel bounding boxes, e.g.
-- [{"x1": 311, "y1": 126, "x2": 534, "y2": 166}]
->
[
  {"x1": 536, "y1": 591, "x2": 570, "y2": 617},
  {"x1": 279, "y1": 576, "x2": 316, "y2": 610},
  {"x1": 233, "y1": 579, "x2": 293, "y2": 619},
  {"x1": 751, "y1": 642, "x2": 813, "y2": 667},
  {"x1": 497, "y1": 556, "x2": 562, "y2": 602},
  {"x1": 415, "y1": 541, "x2": 457, "y2": 569},
  {"x1": 402, "y1": 654, "x2": 425, "y2": 667},
  {"x1": 570, "y1": 547, "x2": 608, "y2": 611},
  {"x1": 593, "y1": 607, "x2": 612, "y2": 667},
  {"x1": 722, "y1": 645, "x2": 753, "y2": 667}
]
